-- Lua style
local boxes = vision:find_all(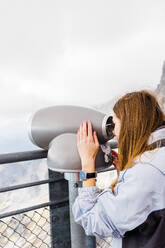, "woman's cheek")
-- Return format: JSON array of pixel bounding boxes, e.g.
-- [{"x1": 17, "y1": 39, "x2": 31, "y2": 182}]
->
[
  {"x1": 114, "y1": 125, "x2": 119, "y2": 140},
  {"x1": 113, "y1": 126, "x2": 117, "y2": 137}
]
